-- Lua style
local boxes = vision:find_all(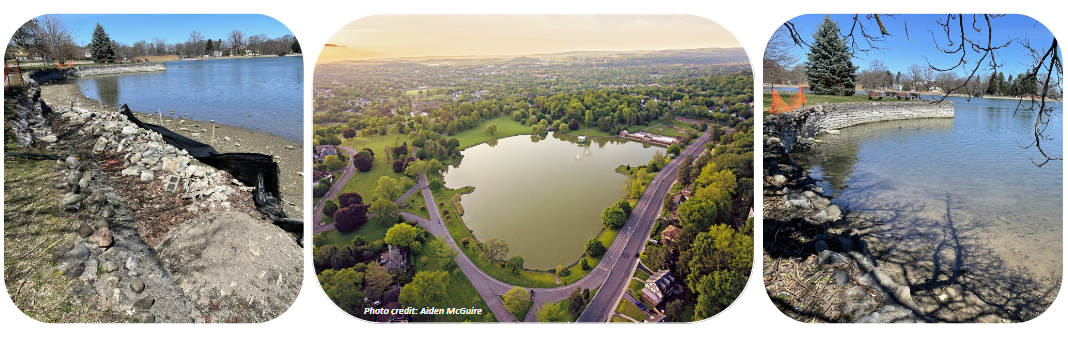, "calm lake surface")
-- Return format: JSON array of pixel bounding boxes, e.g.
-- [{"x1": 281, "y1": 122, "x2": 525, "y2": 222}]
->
[
  {"x1": 443, "y1": 133, "x2": 661, "y2": 269},
  {"x1": 69, "y1": 57, "x2": 303, "y2": 141},
  {"x1": 794, "y1": 96, "x2": 1062, "y2": 286}
]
